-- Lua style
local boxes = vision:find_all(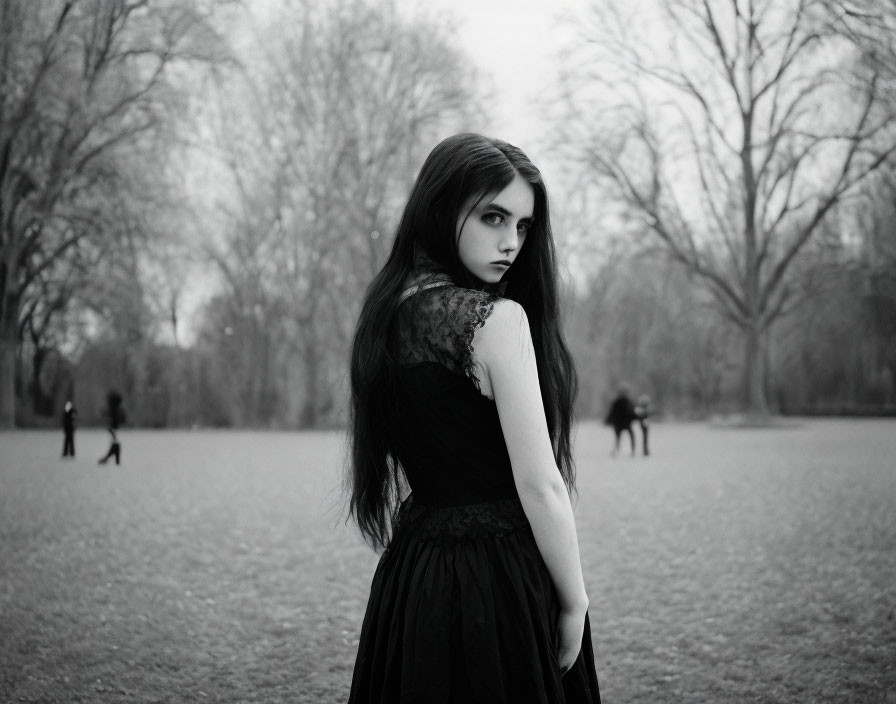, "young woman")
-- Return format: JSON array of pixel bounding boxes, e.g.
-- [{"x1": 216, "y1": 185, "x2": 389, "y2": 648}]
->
[{"x1": 347, "y1": 133, "x2": 601, "y2": 703}]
